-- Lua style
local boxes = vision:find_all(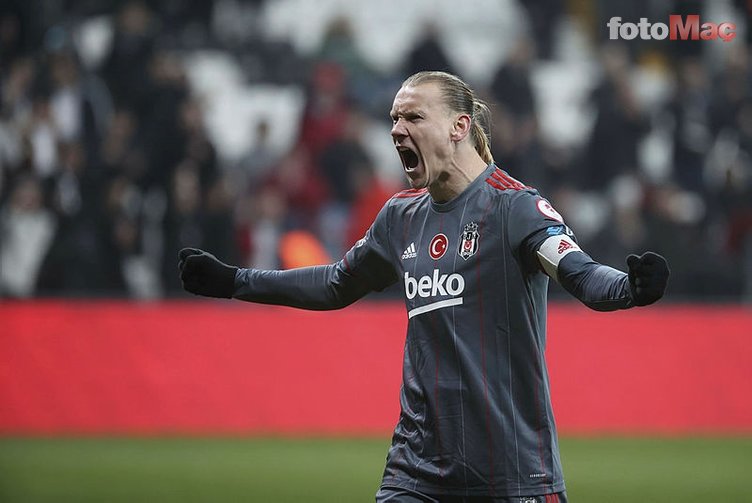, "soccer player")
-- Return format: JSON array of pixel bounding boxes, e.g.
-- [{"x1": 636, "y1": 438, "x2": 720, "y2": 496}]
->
[{"x1": 179, "y1": 71, "x2": 670, "y2": 503}]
